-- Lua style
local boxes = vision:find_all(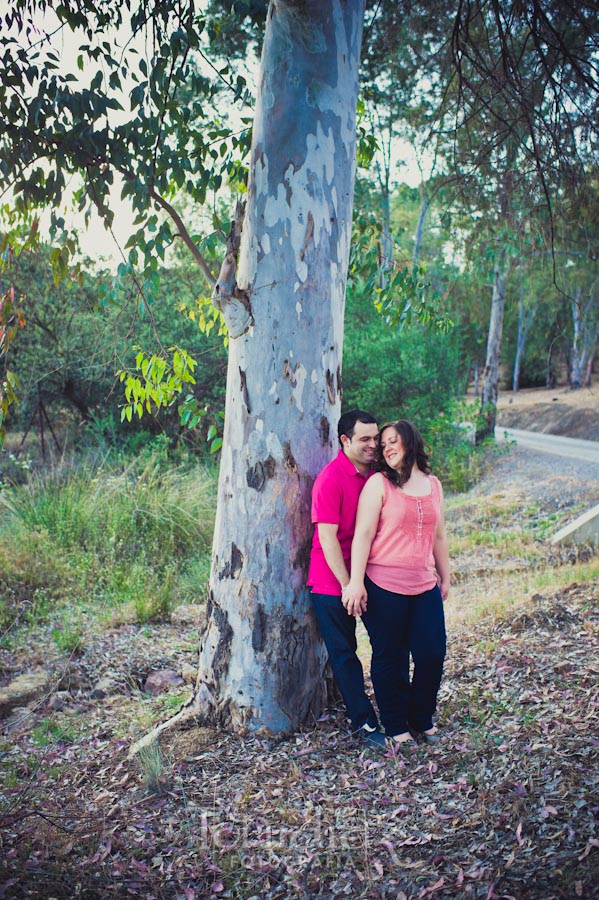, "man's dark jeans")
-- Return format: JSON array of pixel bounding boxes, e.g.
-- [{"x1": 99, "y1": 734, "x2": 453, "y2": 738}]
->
[{"x1": 311, "y1": 591, "x2": 379, "y2": 732}]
